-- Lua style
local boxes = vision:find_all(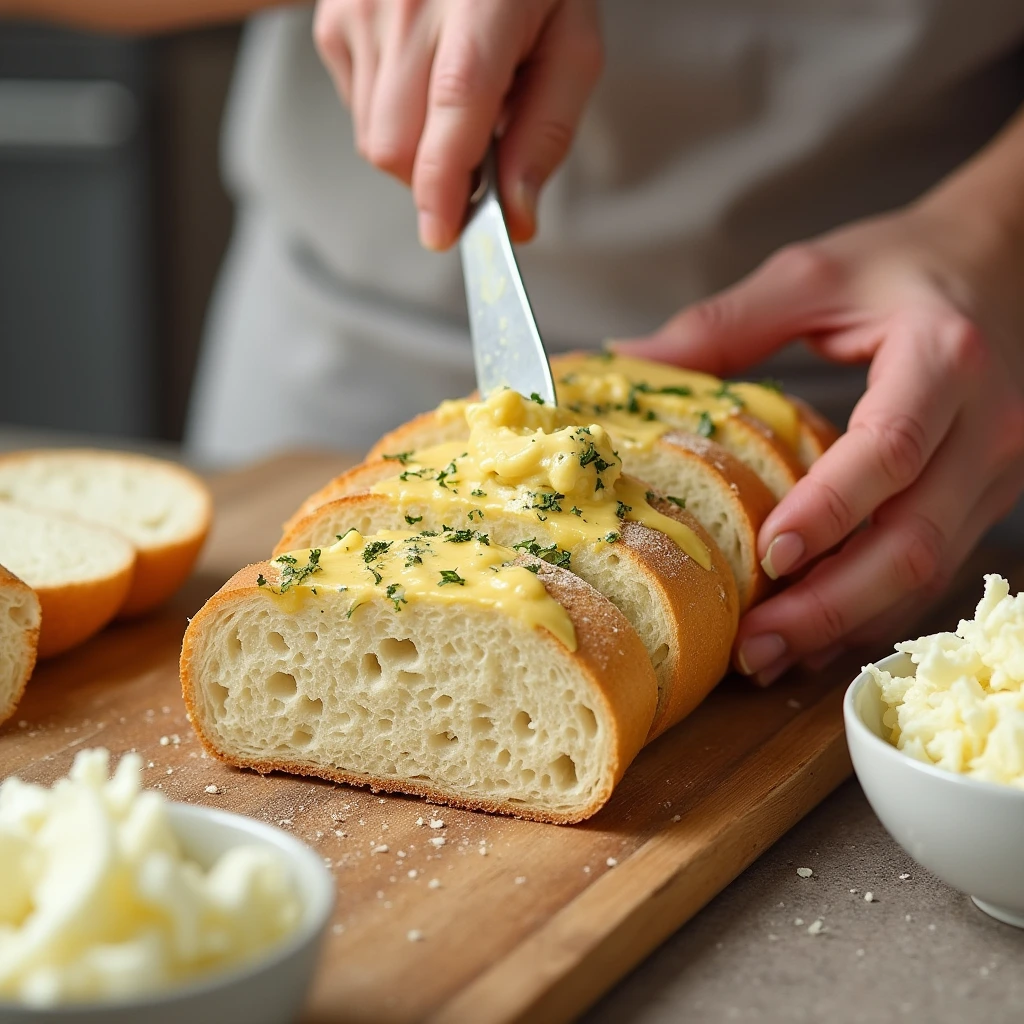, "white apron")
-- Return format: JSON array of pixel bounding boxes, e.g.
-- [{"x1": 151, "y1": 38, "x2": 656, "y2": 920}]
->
[{"x1": 186, "y1": 0, "x2": 1024, "y2": 465}]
